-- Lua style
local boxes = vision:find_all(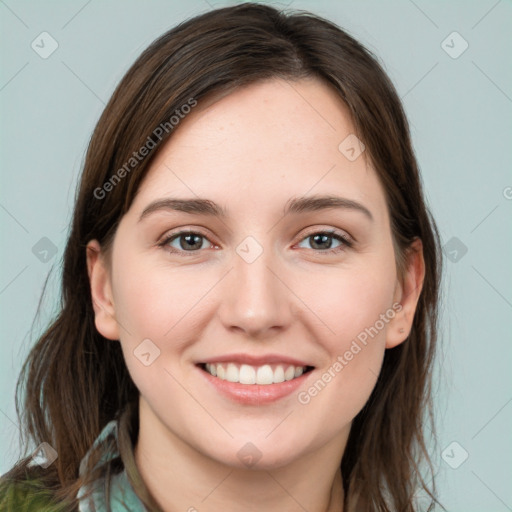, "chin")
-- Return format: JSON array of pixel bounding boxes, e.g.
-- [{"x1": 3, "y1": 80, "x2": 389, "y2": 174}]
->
[{"x1": 202, "y1": 431, "x2": 315, "y2": 471}]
